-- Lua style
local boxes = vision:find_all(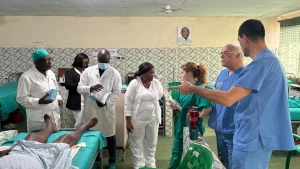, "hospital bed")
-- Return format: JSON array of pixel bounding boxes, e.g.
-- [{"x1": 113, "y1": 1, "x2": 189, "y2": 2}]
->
[
  {"x1": 0, "y1": 82, "x2": 19, "y2": 131},
  {"x1": 2, "y1": 130, "x2": 106, "y2": 169},
  {"x1": 290, "y1": 108, "x2": 300, "y2": 122}
]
